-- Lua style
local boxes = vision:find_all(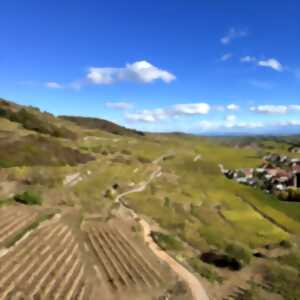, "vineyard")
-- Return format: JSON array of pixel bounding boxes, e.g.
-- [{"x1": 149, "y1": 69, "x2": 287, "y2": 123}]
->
[
  {"x1": 0, "y1": 206, "x2": 38, "y2": 247},
  {"x1": 0, "y1": 206, "x2": 174, "y2": 300},
  {"x1": 86, "y1": 223, "x2": 163, "y2": 292},
  {"x1": 0, "y1": 217, "x2": 90, "y2": 299}
]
